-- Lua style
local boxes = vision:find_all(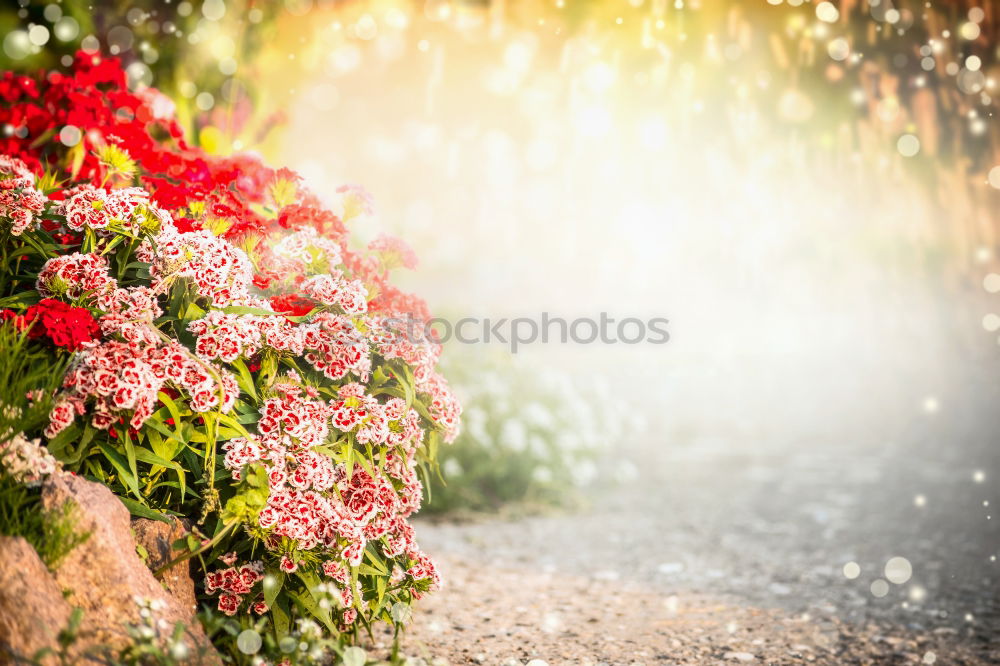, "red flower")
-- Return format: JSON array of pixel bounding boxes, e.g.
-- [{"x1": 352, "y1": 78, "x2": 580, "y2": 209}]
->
[
  {"x1": 2, "y1": 298, "x2": 99, "y2": 350},
  {"x1": 217, "y1": 593, "x2": 241, "y2": 616},
  {"x1": 269, "y1": 293, "x2": 314, "y2": 318},
  {"x1": 252, "y1": 271, "x2": 280, "y2": 290}
]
